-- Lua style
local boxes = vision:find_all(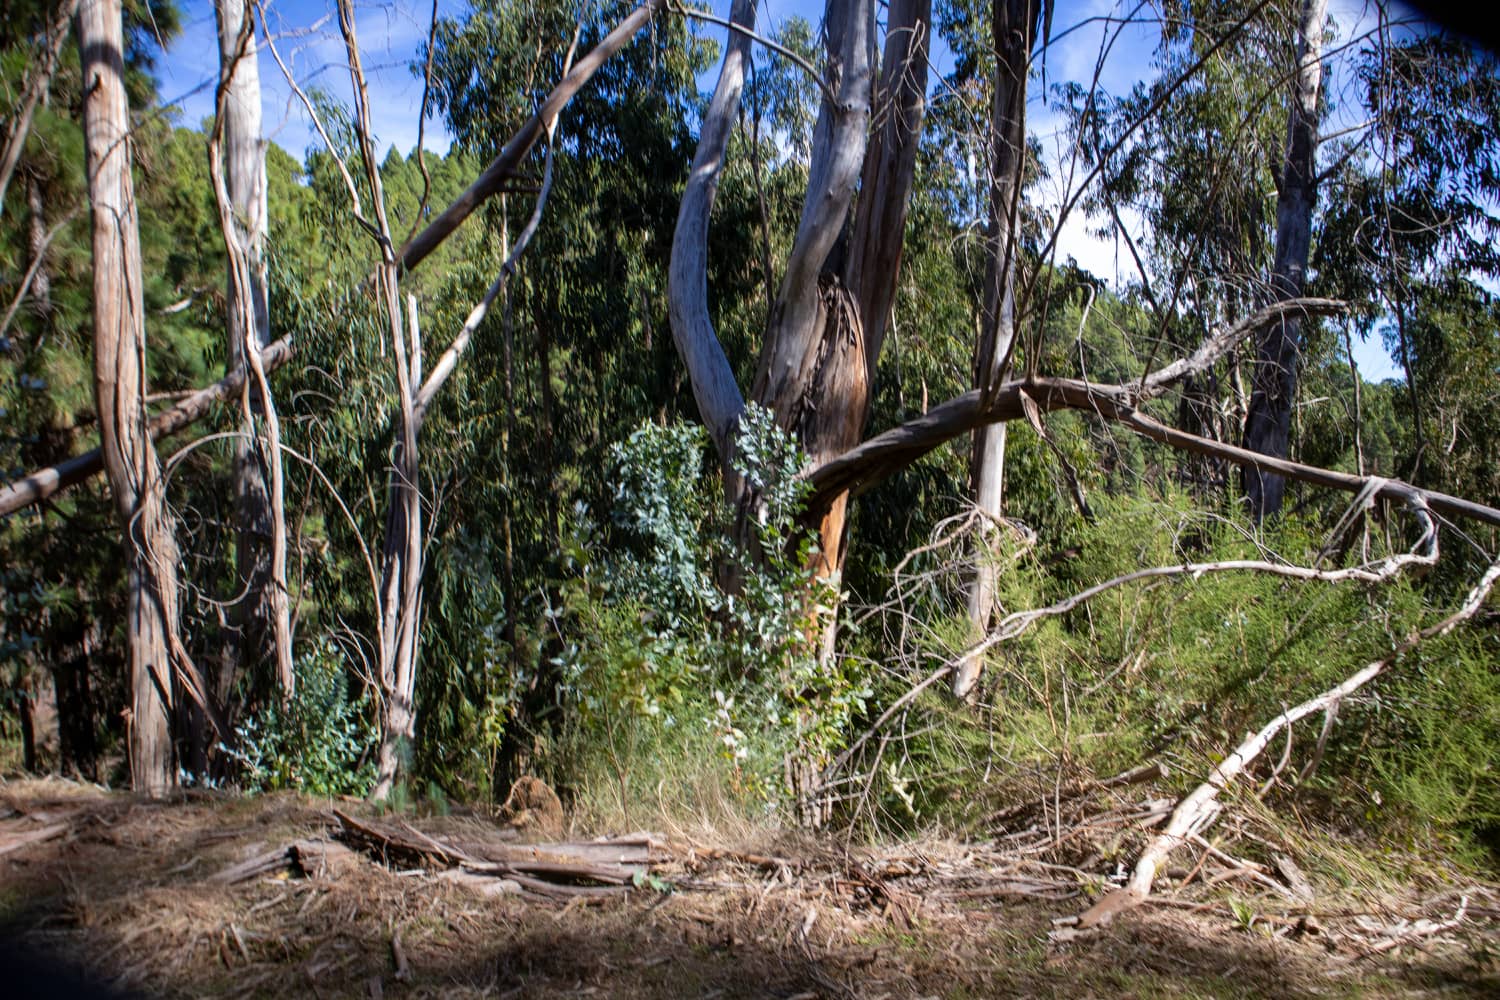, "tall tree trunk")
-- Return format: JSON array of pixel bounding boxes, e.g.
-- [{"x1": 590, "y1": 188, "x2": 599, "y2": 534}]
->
[
  {"x1": 669, "y1": 0, "x2": 928, "y2": 640},
  {"x1": 1243, "y1": 0, "x2": 1327, "y2": 520},
  {"x1": 954, "y1": 0, "x2": 1041, "y2": 700},
  {"x1": 77, "y1": 0, "x2": 179, "y2": 796},
  {"x1": 667, "y1": 0, "x2": 755, "y2": 469},
  {"x1": 213, "y1": 0, "x2": 294, "y2": 703},
  {"x1": 813, "y1": 0, "x2": 932, "y2": 593}
]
